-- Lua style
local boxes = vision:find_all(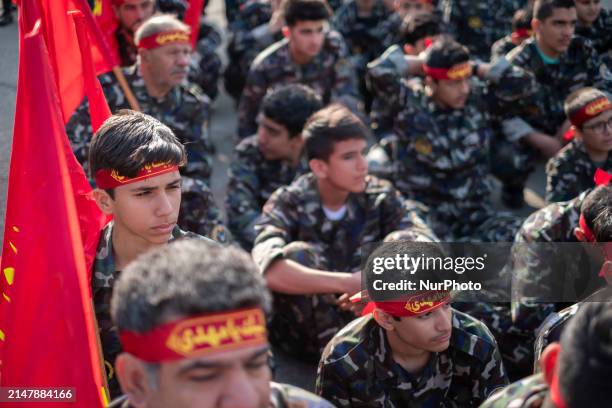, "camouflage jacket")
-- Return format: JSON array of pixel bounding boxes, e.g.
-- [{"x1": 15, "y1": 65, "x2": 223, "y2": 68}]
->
[
  {"x1": 479, "y1": 374, "x2": 548, "y2": 408},
  {"x1": 331, "y1": 0, "x2": 391, "y2": 68},
  {"x1": 252, "y1": 173, "x2": 432, "y2": 273},
  {"x1": 490, "y1": 34, "x2": 520, "y2": 62},
  {"x1": 507, "y1": 37, "x2": 612, "y2": 136},
  {"x1": 438, "y1": 0, "x2": 524, "y2": 60},
  {"x1": 575, "y1": 8, "x2": 612, "y2": 57},
  {"x1": 237, "y1": 31, "x2": 359, "y2": 138},
  {"x1": 226, "y1": 135, "x2": 308, "y2": 250},
  {"x1": 66, "y1": 64, "x2": 213, "y2": 181},
  {"x1": 545, "y1": 138, "x2": 612, "y2": 203},
  {"x1": 316, "y1": 311, "x2": 508, "y2": 407},
  {"x1": 108, "y1": 381, "x2": 335, "y2": 408}
]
